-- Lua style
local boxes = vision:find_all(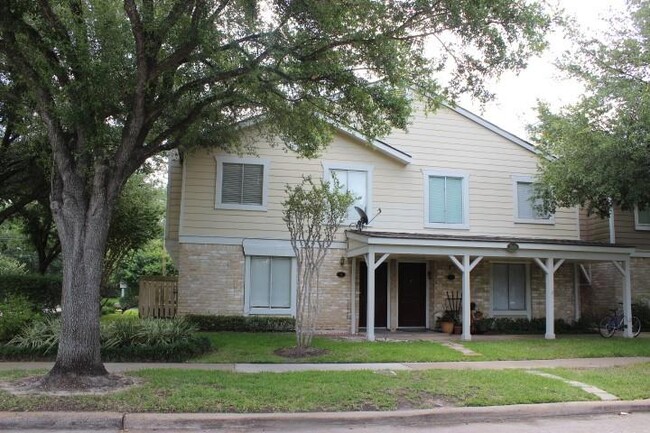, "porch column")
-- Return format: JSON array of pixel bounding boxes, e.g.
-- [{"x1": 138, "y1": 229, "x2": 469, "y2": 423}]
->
[
  {"x1": 449, "y1": 254, "x2": 483, "y2": 341},
  {"x1": 365, "y1": 250, "x2": 390, "y2": 342},
  {"x1": 534, "y1": 257, "x2": 565, "y2": 339},
  {"x1": 366, "y1": 250, "x2": 376, "y2": 341},
  {"x1": 613, "y1": 259, "x2": 633, "y2": 338}
]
